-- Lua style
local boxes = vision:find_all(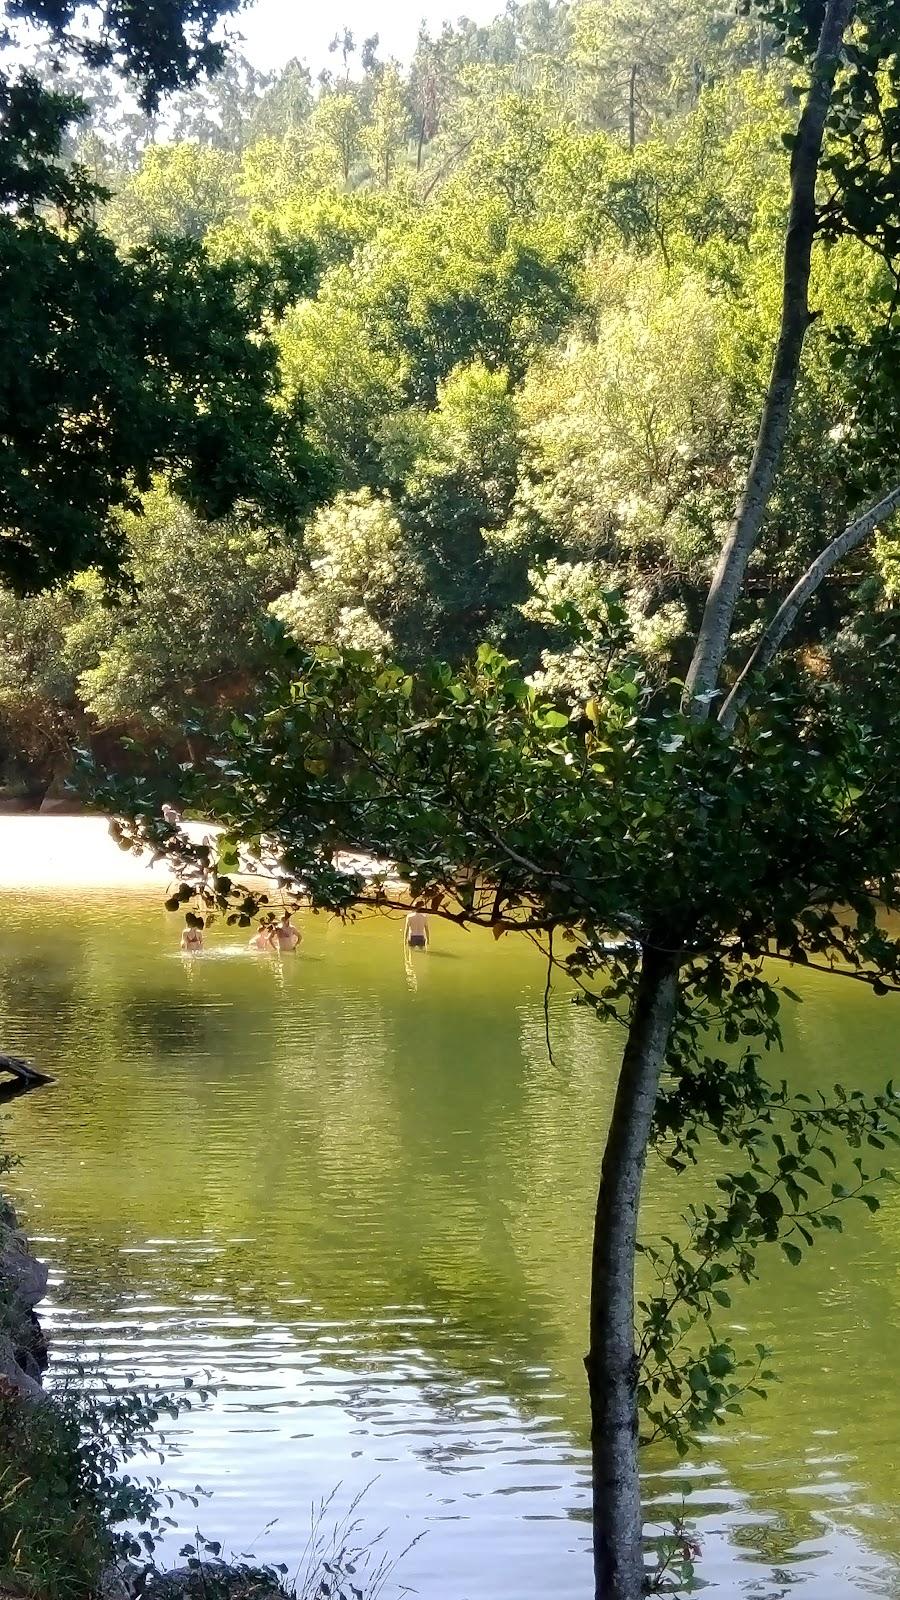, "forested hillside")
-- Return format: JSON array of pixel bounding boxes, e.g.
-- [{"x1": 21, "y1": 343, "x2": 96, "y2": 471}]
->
[{"x1": 4, "y1": 0, "x2": 892, "y2": 803}]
